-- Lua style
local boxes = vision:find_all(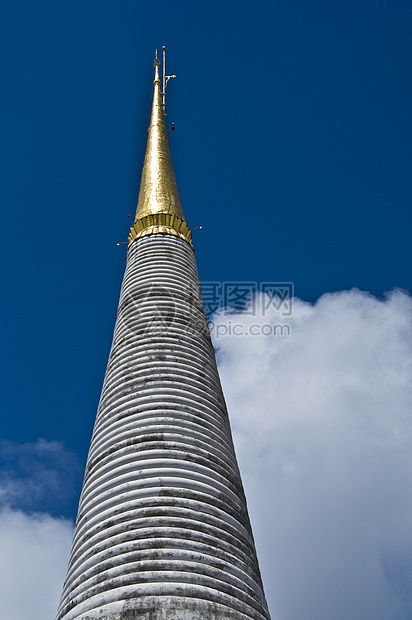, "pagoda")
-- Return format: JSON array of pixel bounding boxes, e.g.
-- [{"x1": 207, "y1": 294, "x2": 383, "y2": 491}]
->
[{"x1": 56, "y1": 51, "x2": 271, "y2": 620}]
